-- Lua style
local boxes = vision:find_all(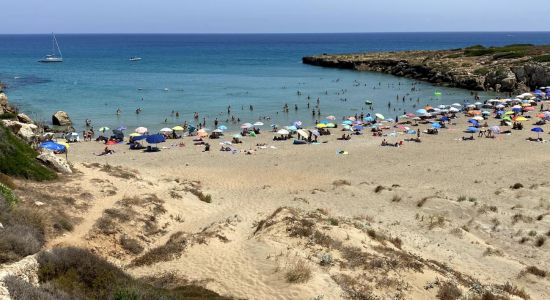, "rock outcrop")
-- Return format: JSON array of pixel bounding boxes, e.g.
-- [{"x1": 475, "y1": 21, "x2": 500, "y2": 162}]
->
[
  {"x1": 1, "y1": 120, "x2": 38, "y2": 142},
  {"x1": 52, "y1": 111, "x2": 72, "y2": 127},
  {"x1": 36, "y1": 152, "x2": 72, "y2": 174},
  {"x1": 303, "y1": 45, "x2": 550, "y2": 93},
  {"x1": 16, "y1": 113, "x2": 33, "y2": 124},
  {"x1": 0, "y1": 254, "x2": 39, "y2": 300}
]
